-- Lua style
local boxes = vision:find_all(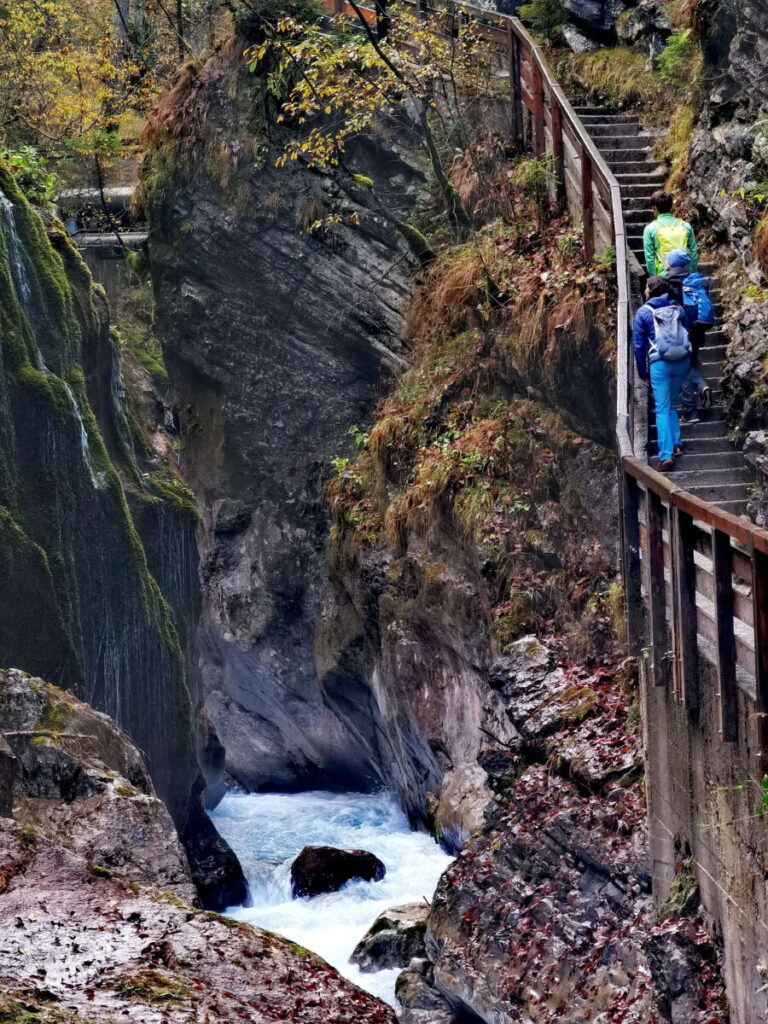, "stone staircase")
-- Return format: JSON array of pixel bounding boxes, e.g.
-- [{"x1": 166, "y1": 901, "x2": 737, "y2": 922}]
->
[{"x1": 574, "y1": 106, "x2": 753, "y2": 517}]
